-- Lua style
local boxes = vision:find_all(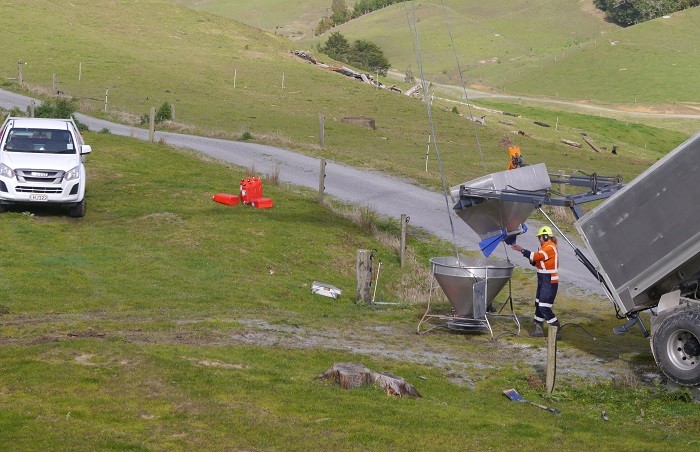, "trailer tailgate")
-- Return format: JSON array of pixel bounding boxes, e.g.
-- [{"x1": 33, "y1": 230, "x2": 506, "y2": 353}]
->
[{"x1": 575, "y1": 132, "x2": 700, "y2": 313}]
